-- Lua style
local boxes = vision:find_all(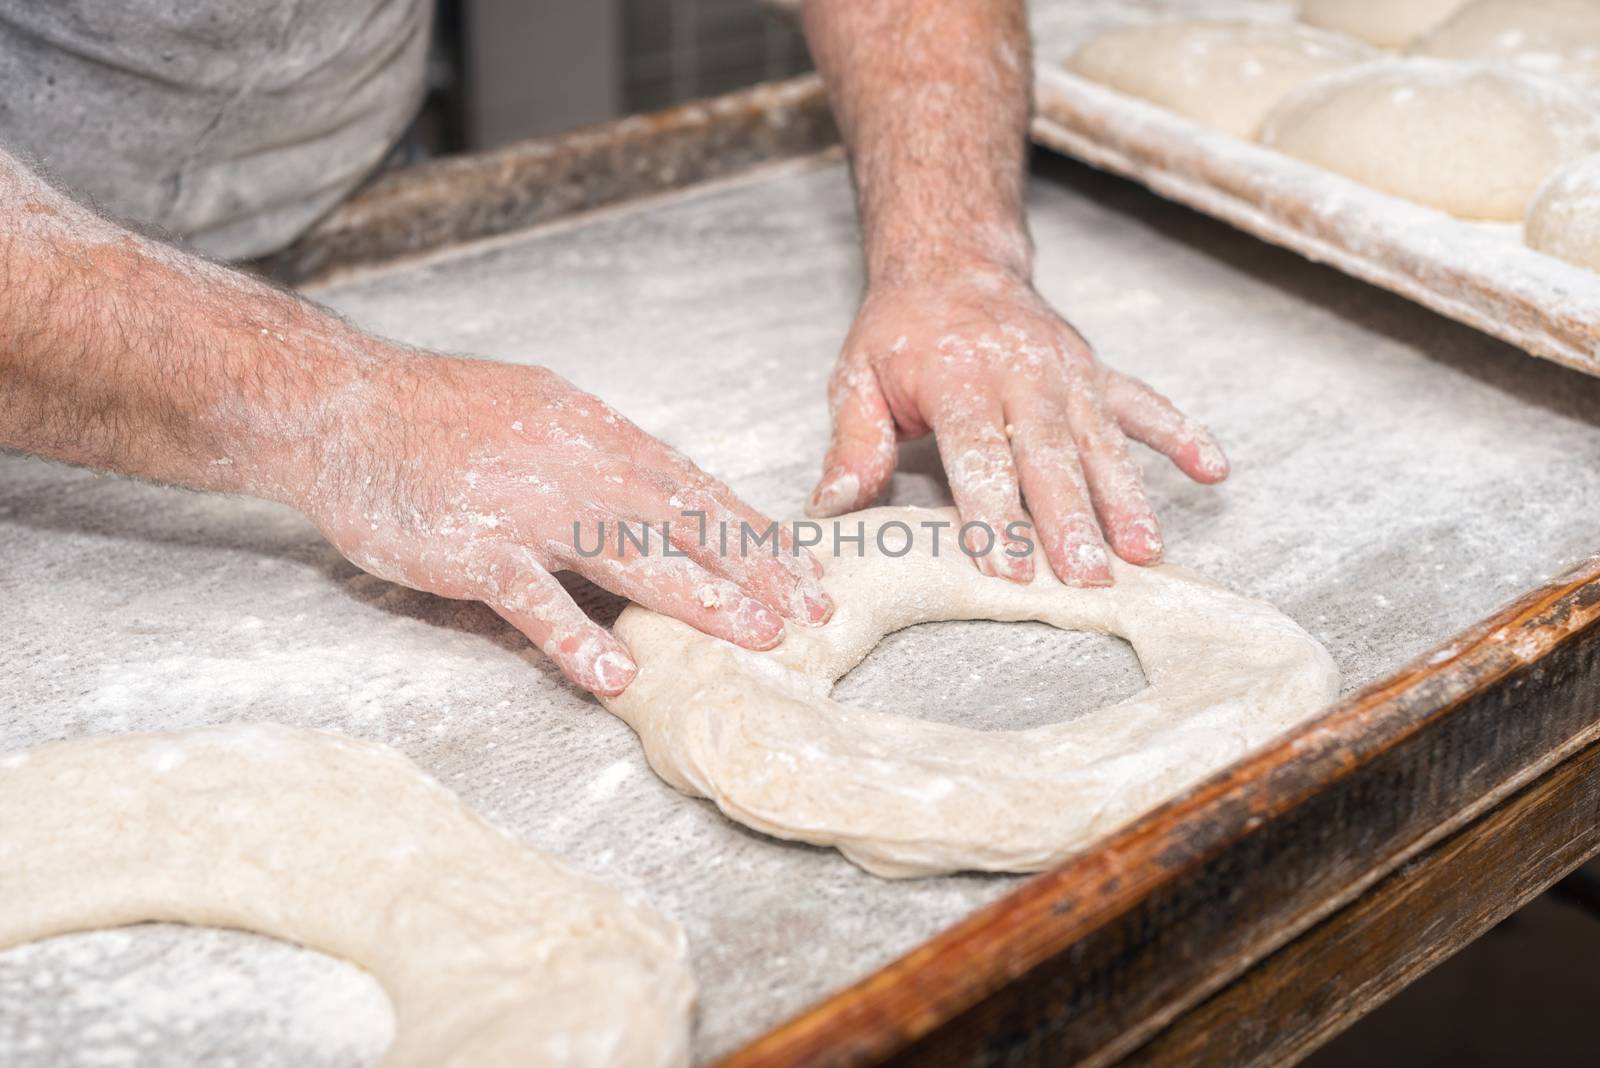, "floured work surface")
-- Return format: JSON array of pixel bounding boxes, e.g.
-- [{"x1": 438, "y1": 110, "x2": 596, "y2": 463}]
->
[
  {"x1": 4, "y1": 153, "x2": 1600, "y2": 1064},
  {"x1": 1025, "y1": 0, "x2": 1600, "y2": 376}
]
